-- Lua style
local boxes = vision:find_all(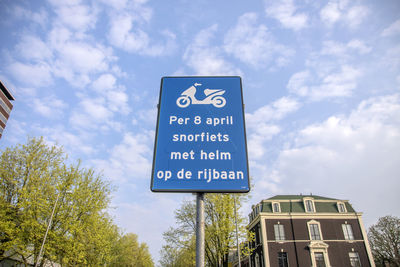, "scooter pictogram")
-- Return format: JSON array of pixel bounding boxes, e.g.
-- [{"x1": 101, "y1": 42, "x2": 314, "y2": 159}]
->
[{"x1": 176, "y1": 83, "x2": 226, "y2": 108}]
